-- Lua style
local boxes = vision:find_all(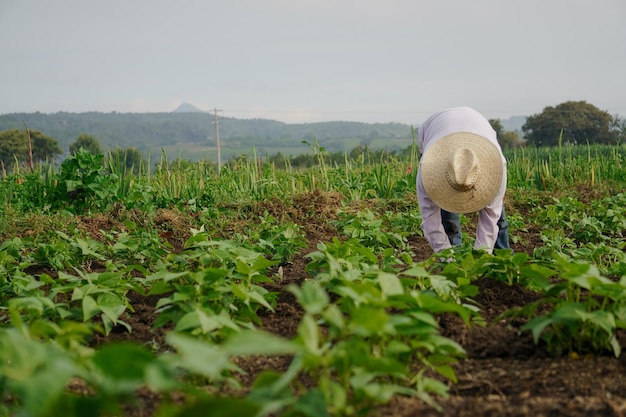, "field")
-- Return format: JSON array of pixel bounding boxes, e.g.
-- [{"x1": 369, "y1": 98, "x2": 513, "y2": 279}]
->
[
  {"x1": 159, "y1": 136, "x2": 413, "y2": 164},
  {"x1": 2, "y1": 144, "x2": 626, "y2": 416}
]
